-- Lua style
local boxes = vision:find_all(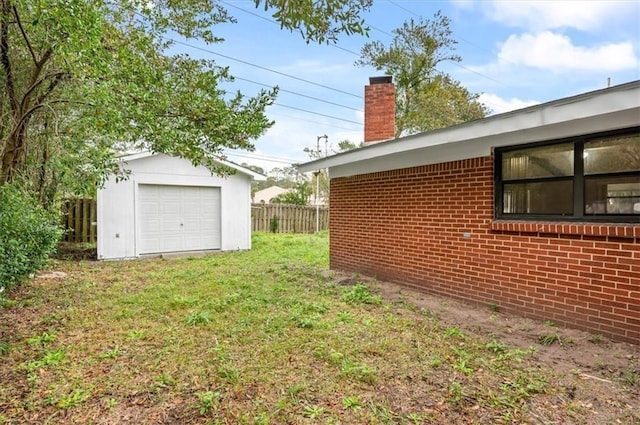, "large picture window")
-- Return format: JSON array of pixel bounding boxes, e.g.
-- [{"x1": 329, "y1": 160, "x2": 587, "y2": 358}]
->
[{"x1": 495, "y1": 128, "x2": 640, "y2": 222}]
